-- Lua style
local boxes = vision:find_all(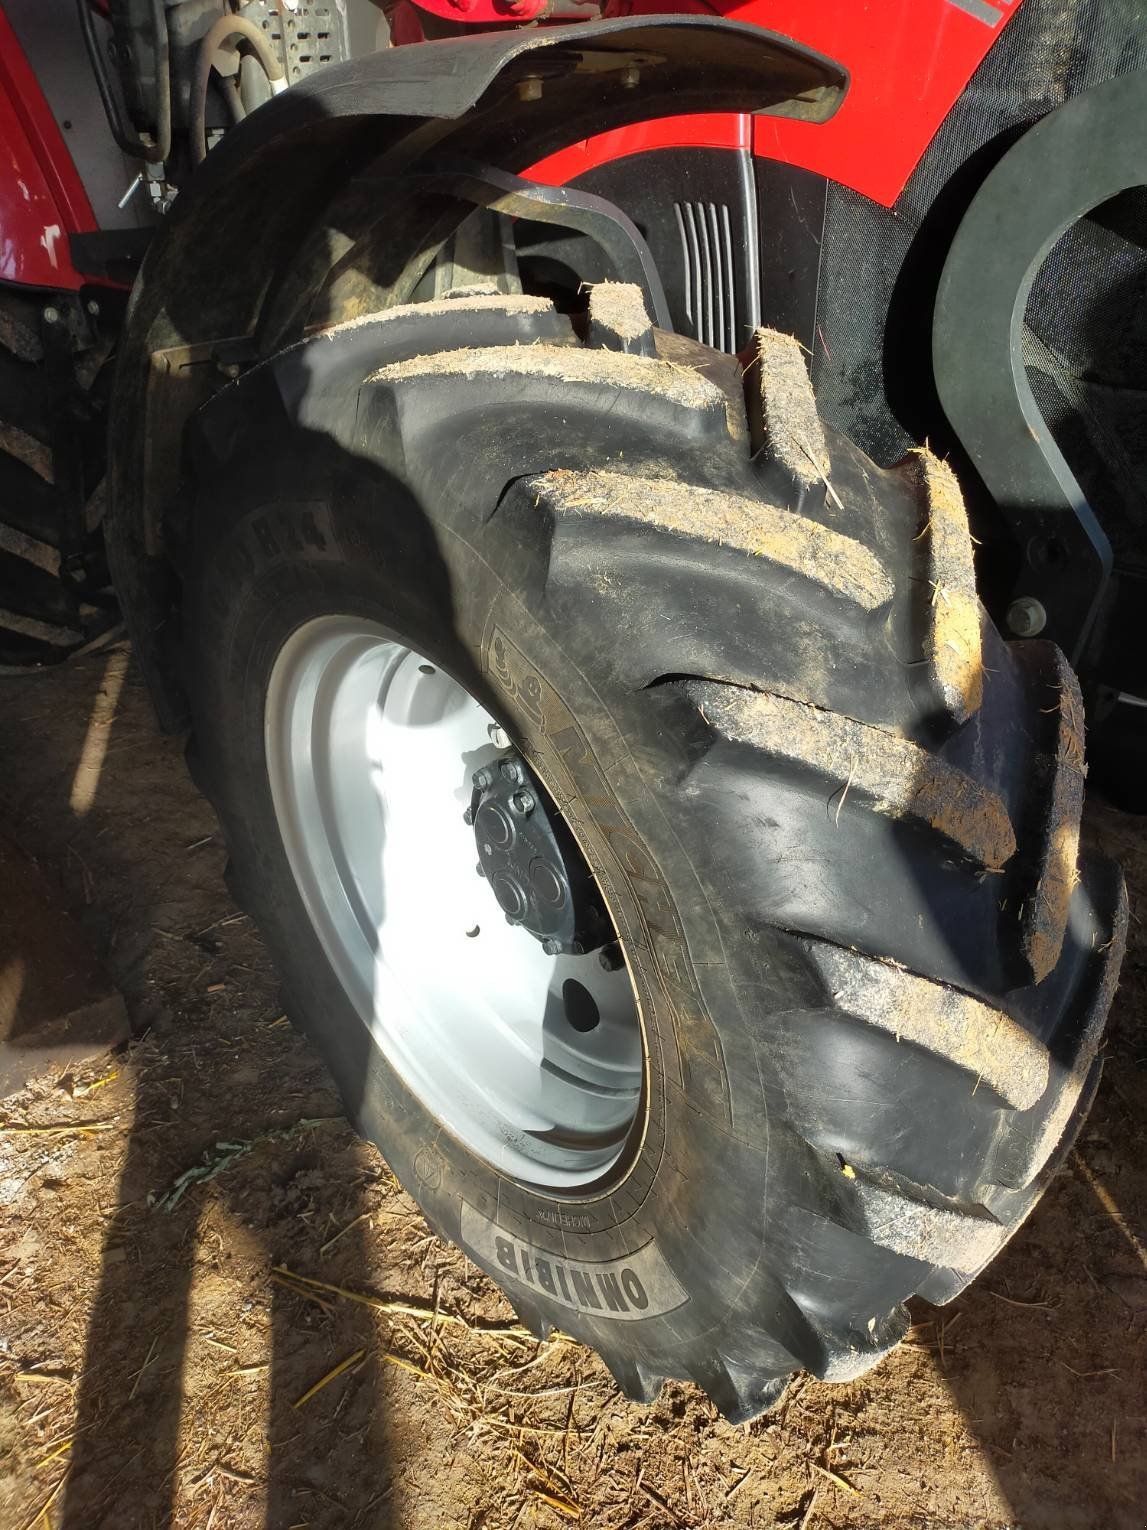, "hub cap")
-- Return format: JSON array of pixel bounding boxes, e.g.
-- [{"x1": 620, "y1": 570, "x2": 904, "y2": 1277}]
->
[{"x1": 264, "y1": 616, "x2": 643, "y2": 1189}]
